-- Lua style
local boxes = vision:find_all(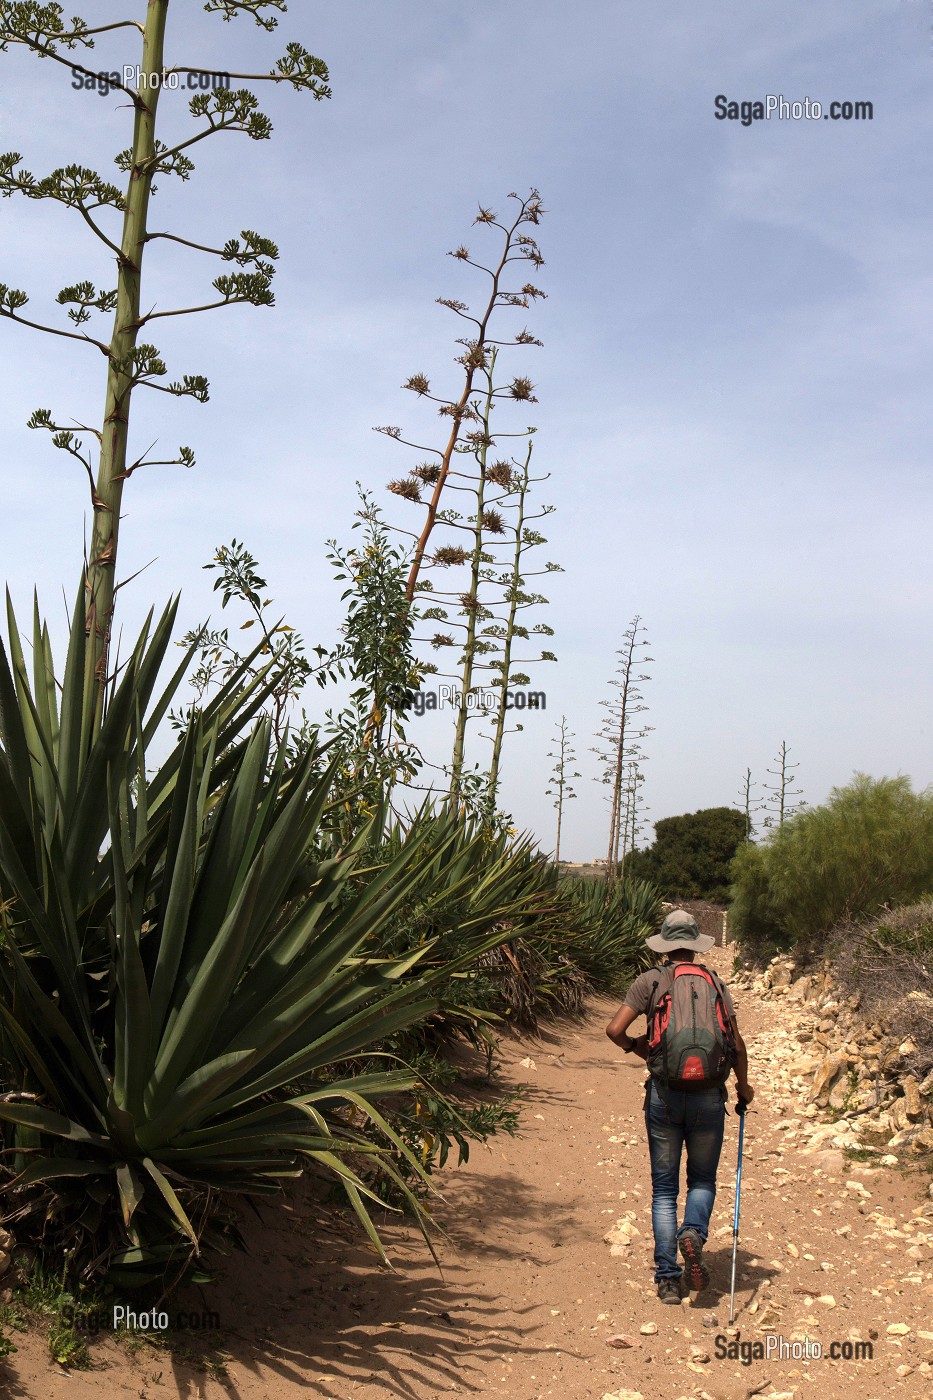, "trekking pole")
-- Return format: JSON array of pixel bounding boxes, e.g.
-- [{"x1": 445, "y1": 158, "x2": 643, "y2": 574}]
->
[{"x1": 728, "y1": 1098, "x2": 747, "y2": 1326}]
